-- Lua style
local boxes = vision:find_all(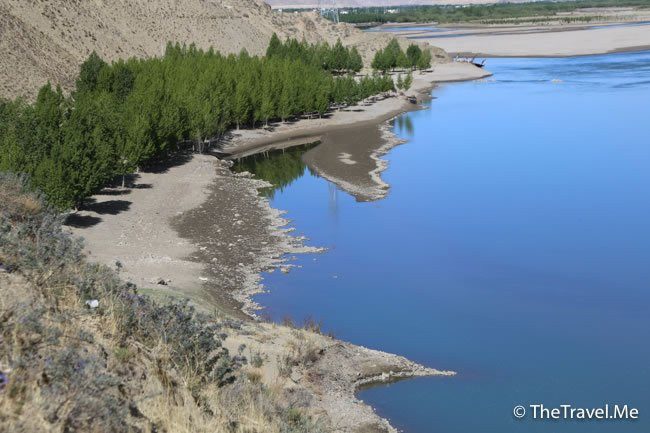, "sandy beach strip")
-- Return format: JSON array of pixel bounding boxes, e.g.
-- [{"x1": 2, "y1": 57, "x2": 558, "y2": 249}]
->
[{"x1": 411, "y1": 23, "x2": 650, "y2": 57}]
